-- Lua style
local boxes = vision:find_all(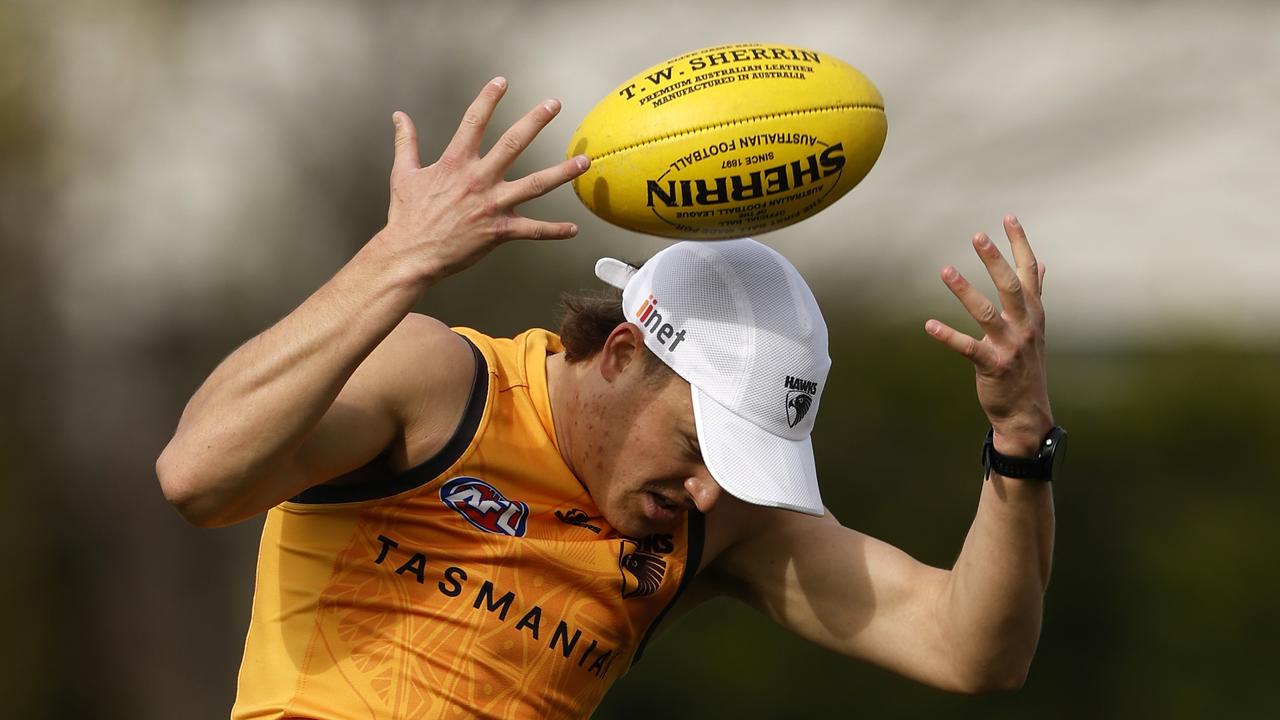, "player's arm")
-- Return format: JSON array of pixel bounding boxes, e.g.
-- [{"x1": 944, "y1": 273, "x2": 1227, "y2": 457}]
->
[
  {"x1": 706, "y1": 216, "x2": 1054, "y2": 693},
  {"x1": 156, "y1": 78, "x2": 589, "y2": 527}
]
